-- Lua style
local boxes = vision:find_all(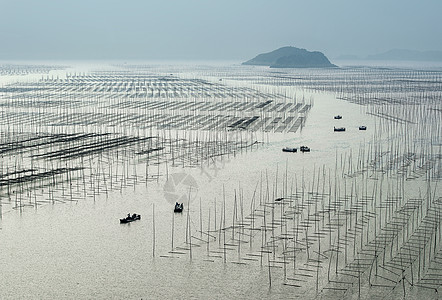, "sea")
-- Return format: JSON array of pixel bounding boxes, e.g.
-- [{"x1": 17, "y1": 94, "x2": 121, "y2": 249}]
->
[{"x1": 0, "y1": 60, "x2": 440, "y2": 299}]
